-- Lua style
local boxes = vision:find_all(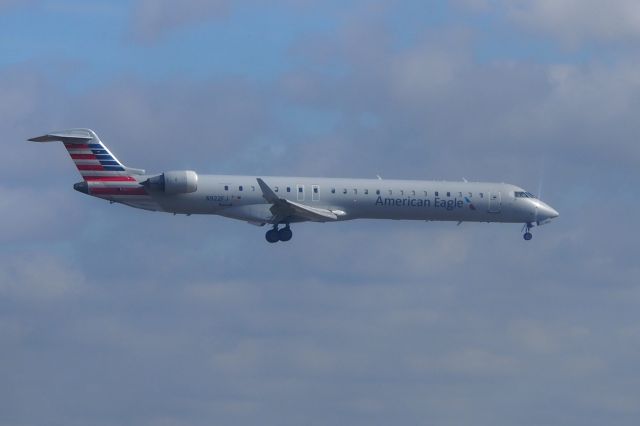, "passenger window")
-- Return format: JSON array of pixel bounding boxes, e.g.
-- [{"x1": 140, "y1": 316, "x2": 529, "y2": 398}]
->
[
  {"x1": 224, "y1": 185, "x2": 229, "y2": 191},
  {"x1": 480, "y1": 193, "x2": 484, "y2": 198},
  {"x1": 364, "y1": 189, "x2": 369, "y2": 195},
  {"x1": 376, "y1": 189, "x2": 380, "y2": 195},
  {"x1": 388, "y1": 190, "x2": 393, "y2": 195},
  {"x1": 424, "y1": 191, "x2": 428, "y2": 197},
  {"x1": 447, "y1": 192, "x2": 451, "y2": 197},
  {"x1": 274, "y1": 186, "x2": 279, "y2": 192},
  {"x1": 353, "y1": 189, "x2": 357, "y2": 195},
  {"x1": 298, "y1": 187, "x2": 303, "y2": 193},
  {"x1": 287, "y1": 187, "x2": 291, "y2": 193},
  {"x1": 331, "y1": 188, "x2": 336, "y2": 194},
  {"x1": 343, "y1": 189, "x2": 347, "y2": 194},
  {"x1": 239, "y1": 186, "x2": 243, "y2": 191},
  {"x1": 435, "y1": 191, "x2": 439, "y2": 196},
  {"x1": 411, "y1": 190, "x2": 416, "y2": 196},
  {"x1": 251, "y1": 186, "x2": 256, "y2": 191}
]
